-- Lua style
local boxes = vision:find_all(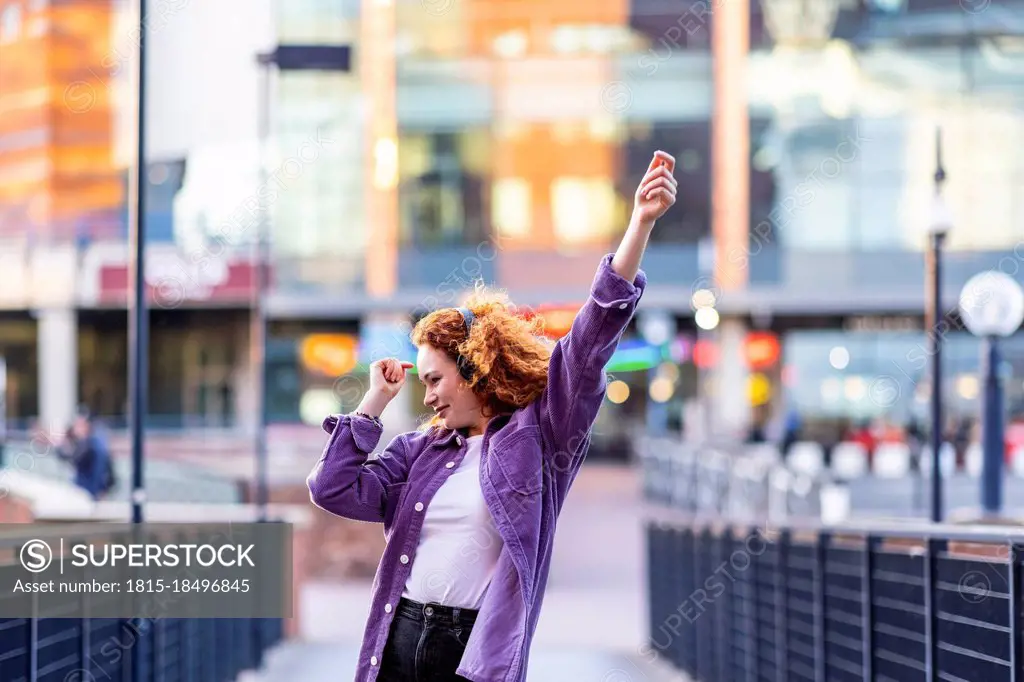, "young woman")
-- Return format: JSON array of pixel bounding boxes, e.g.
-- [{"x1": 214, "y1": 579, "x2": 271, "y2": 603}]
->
[{"x1": 307, "y1": 151, "x2": 677, "y2": 681}]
